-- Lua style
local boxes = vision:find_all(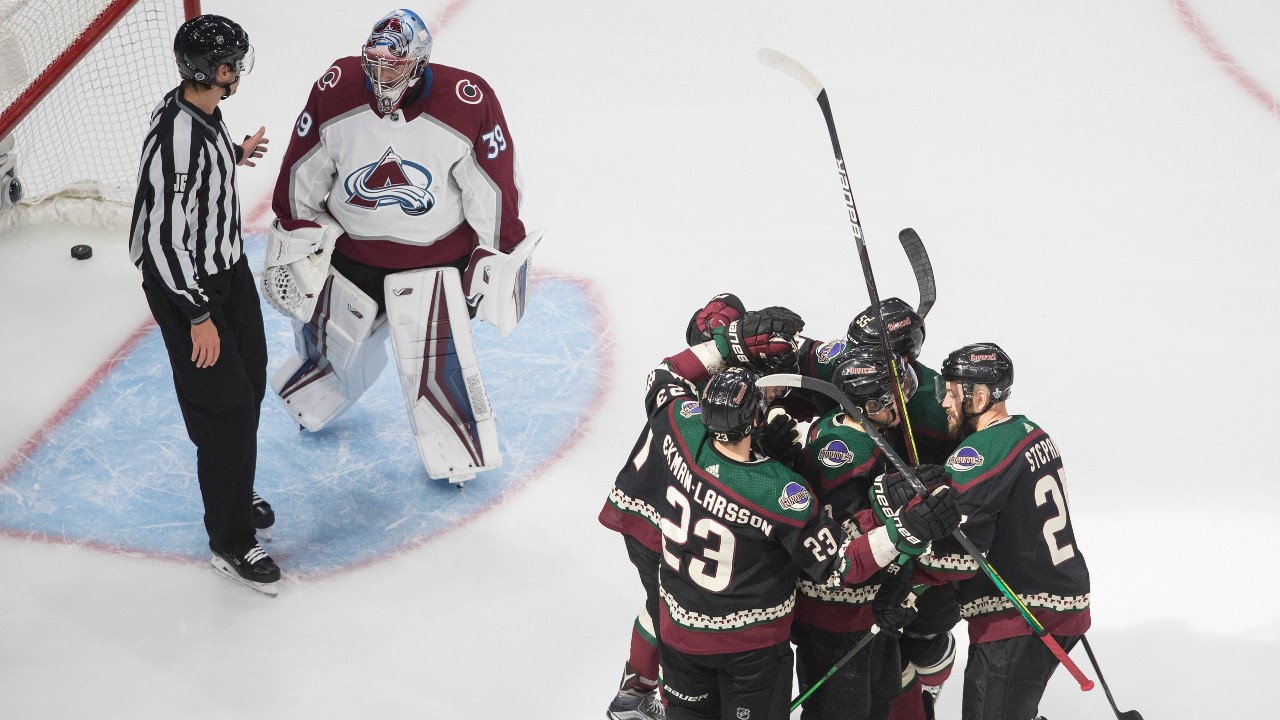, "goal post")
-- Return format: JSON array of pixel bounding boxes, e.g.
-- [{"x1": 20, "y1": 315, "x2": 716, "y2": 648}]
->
[{"x1": 0, "y1": 0, "x2": 200, "y2": 229}]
